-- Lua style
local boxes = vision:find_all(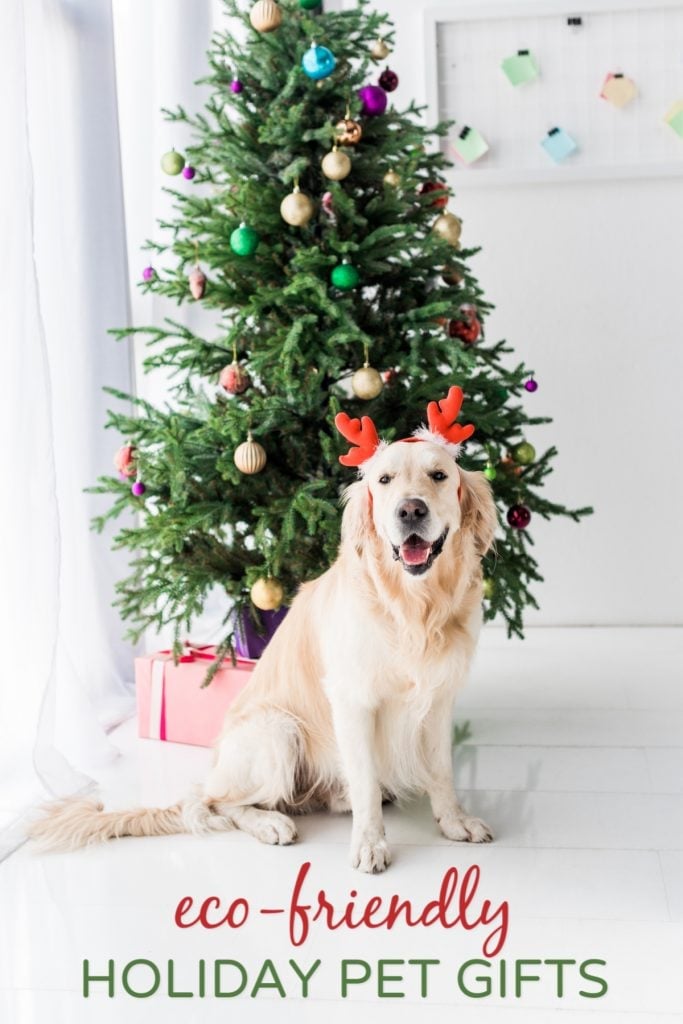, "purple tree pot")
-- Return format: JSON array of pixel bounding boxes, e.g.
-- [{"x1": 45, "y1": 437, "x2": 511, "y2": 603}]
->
[{"x1": 234, "y1": 605, "x2": 288, "y2": 659}]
